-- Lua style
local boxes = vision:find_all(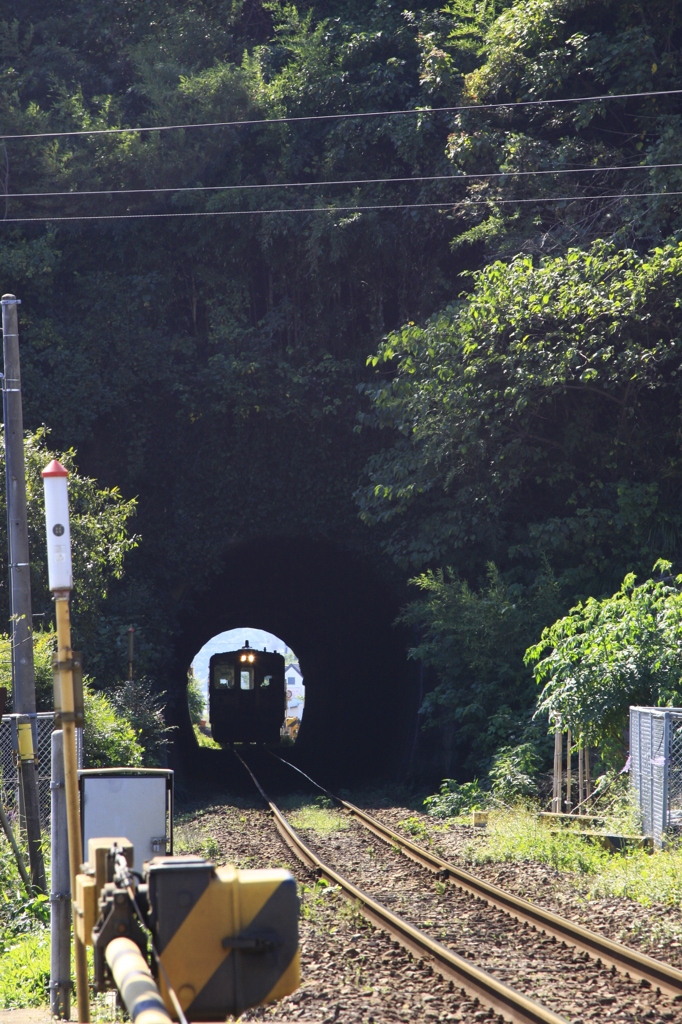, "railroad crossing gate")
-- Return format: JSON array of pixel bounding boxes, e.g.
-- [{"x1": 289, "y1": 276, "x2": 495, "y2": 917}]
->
[{"x1": 630, "y1": 706, "x2": 682, "y2": 847}]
